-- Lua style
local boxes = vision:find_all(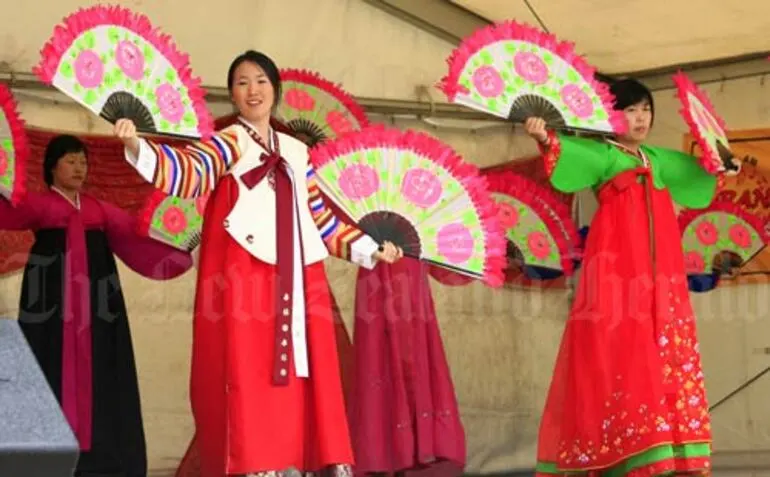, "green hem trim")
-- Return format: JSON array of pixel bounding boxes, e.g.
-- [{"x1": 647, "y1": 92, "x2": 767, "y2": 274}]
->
[{"x1": 536, "y1": 442, "x2": 710, "y2": 476}]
